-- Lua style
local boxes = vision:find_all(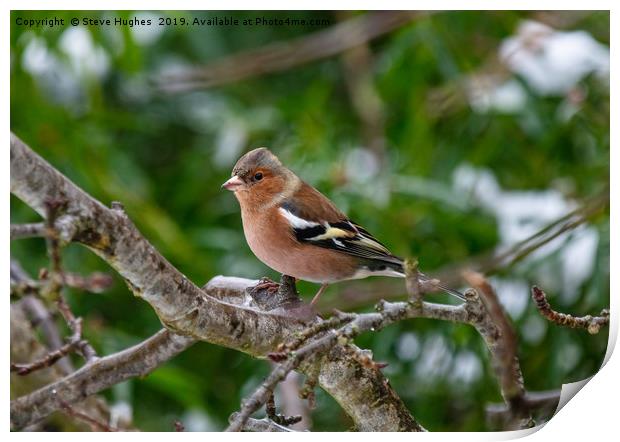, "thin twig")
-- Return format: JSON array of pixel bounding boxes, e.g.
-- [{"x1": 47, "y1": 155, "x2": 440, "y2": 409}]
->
[
  {"x1": 486, "y1": 192, "x2": 608, "y2": 273},
  {"x1": 11, "y1": 222, "x2": 47, "y2": 240},
  {"x1": 64, "y1": 272, "x2": 114, "y2": 294},
  {"x1": 225, "y1": 328, "x2": 343, "y2": 432},
  {"x1": 11, "y1": 262, "x2": 112, "y2": 297},
  {"x1": 12, "y1": 260, "x2": 75, "y2": 374},
  {"x1": 11, "y1": 319, "x2": 84, "y2": 376},
  {"x1": 265, "y1": 393, "x2": 302, "y2": 427},
  {"x1": 338, "y1": 10, "x2": 387, "y2": 161},
  {"x1": 21, "y1": 296, "x2": 74, "y2": 374},
  {"x1": 277, "y1": 370, "x2": 311, "y2": 430},
  {"x1": 41, "y1": 199, "x2": 98, "y2": 363},
  {"x1": 270, "y1": 312, "x2": 355, "y2": 359},
  {"x1": 10, "y1": 260, "x2": 41, "y2": 298},
  {"x1": 404, "y1": 259, "x2": 422, "y2": 303},
  {"x1": 44, "y1": 199, "x2": 65, "y2": 276},
  {"x1": 58, "y1": 397, "x2": 118, "y2": 432},
  {"x1": 532, "y1": 286, "x2": 609, "y2": 334},
  {"x1": 157, "y1": 11, "x2": 427, "y2": 92}
]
